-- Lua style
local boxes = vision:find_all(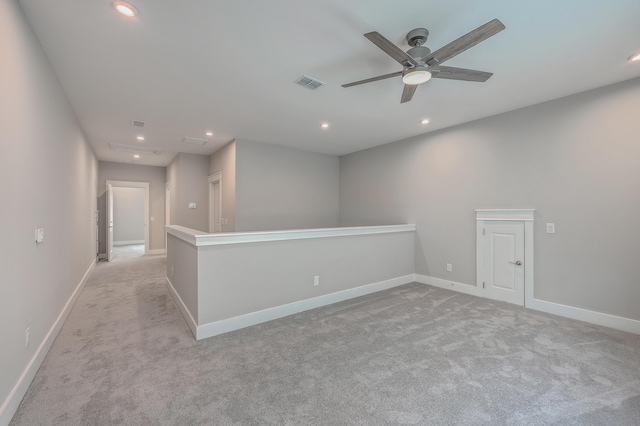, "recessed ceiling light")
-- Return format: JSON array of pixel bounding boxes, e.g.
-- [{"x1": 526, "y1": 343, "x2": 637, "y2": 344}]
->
[
  {"x1": 133, "y1": 154, "x2": 140, "y2": 158},
  {"x1": 113, "y1": 1, "x2": 137, "y2": 17},
  {"x1": 136, "y1": 136, "x2": 144, "y2": 141},
  {"x1": 321, "y1": 123, "x2": 329, "y2": 129},
  {"x1": 421, "y1": 119, "x2": 430, "y2": 124},
  {"x1": 629, "y1": 53, "x2": 640, "y2": 62},
  {"x1": 205, "y1": 131, "x2": 213, "y2": 136}
]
